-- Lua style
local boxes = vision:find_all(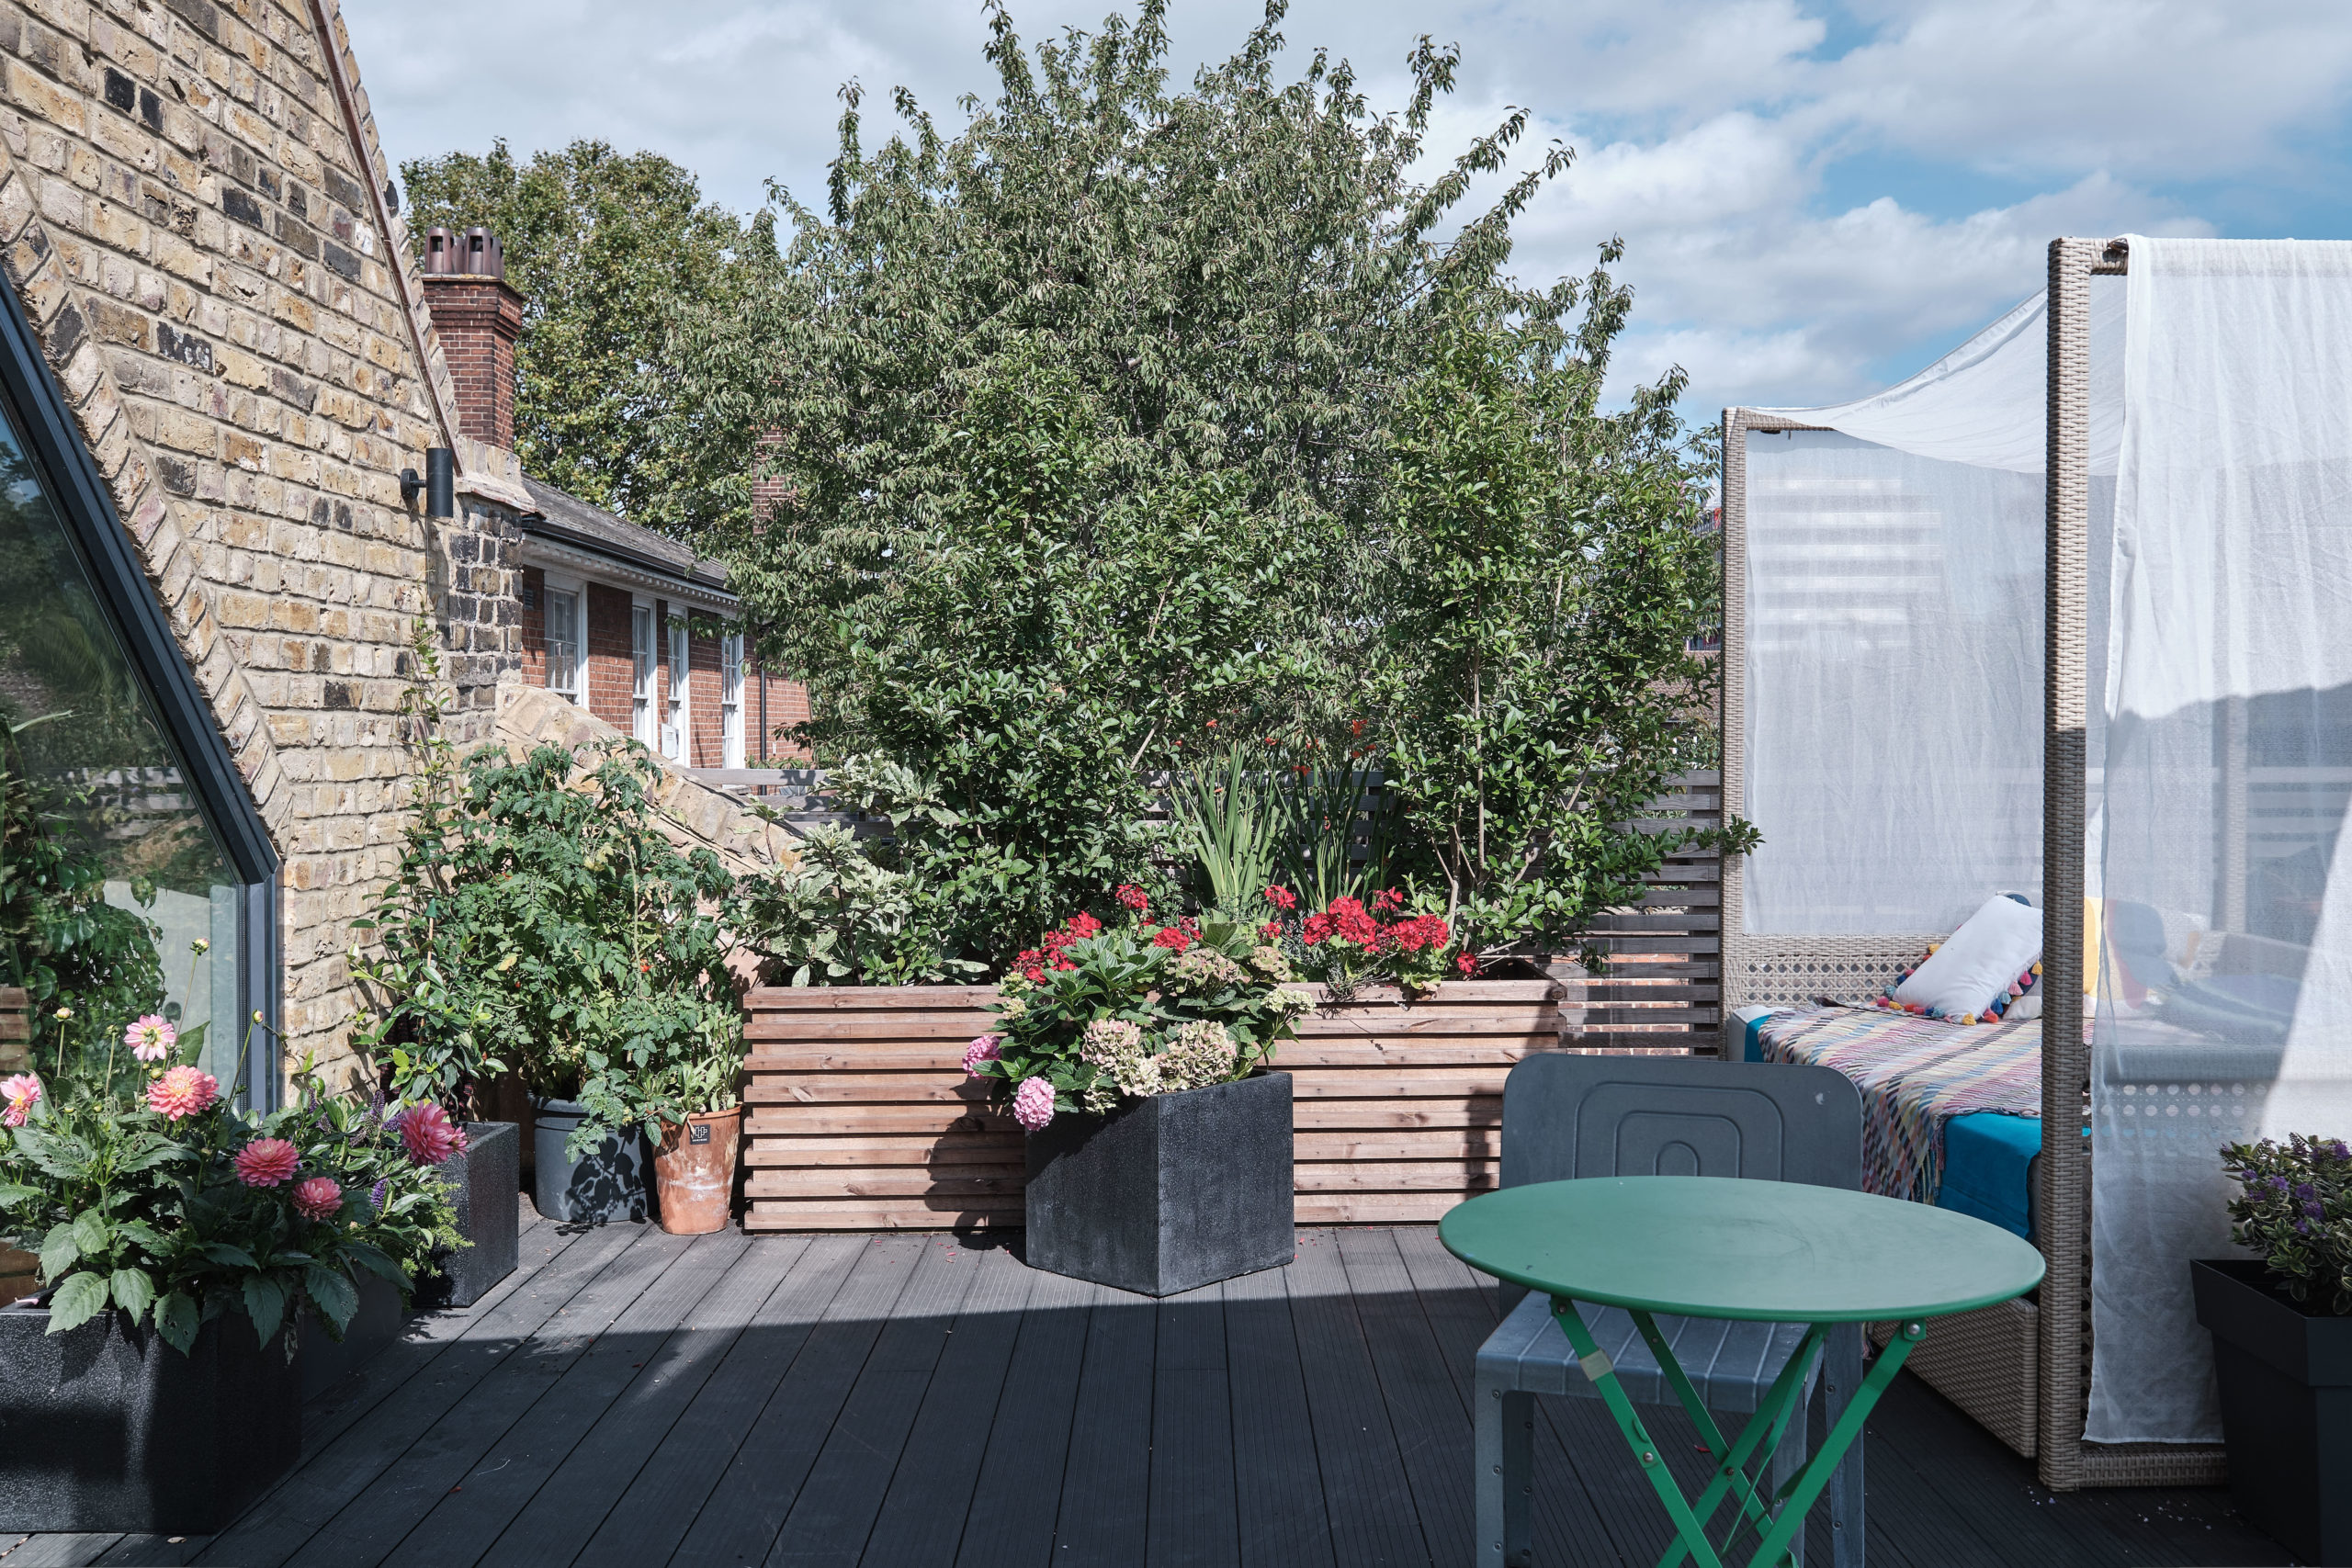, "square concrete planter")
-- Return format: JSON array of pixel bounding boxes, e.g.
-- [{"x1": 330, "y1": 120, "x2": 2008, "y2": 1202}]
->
[
  {"x1": 296, "y1": 1270, "x2": 409, "y2": 1402},
  {"x1": 416, "y1": 1120, "x2": 520, "y2": 1309},
  {"x1": 1023, "y1": 1070, "x2": 1294, "y2": 1297},
  {"x1": 0, "y1": 1303, "x2": 298, "y2": 1533},
  {"x1": 2192, "y1": 1258, "x2": 2352, "y2": 1565}
]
